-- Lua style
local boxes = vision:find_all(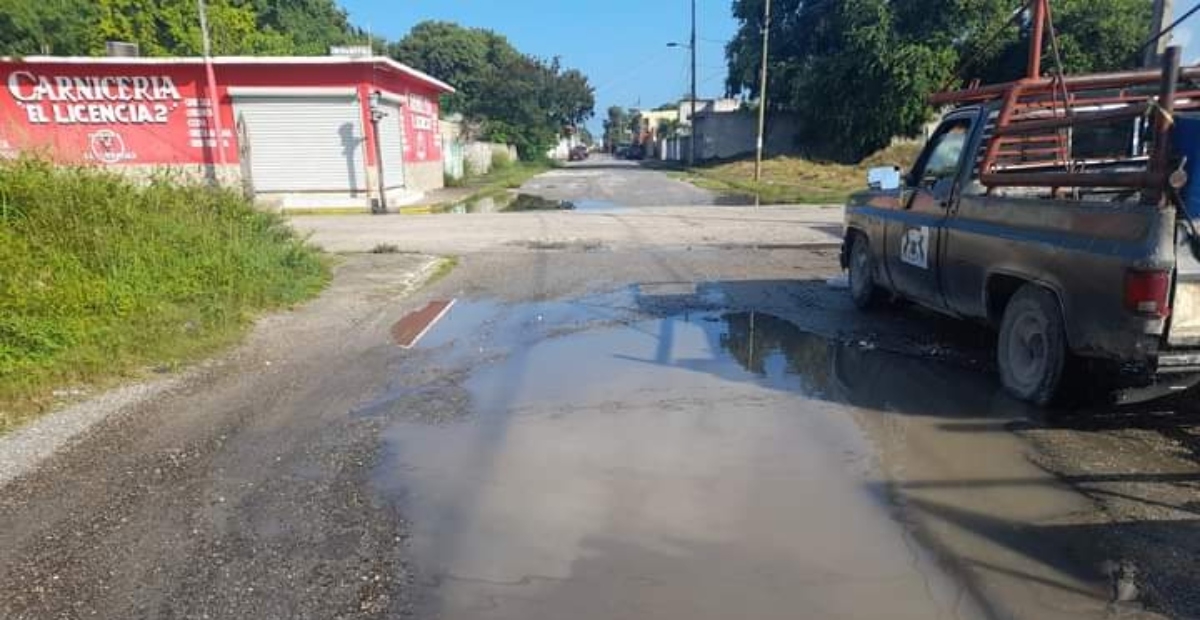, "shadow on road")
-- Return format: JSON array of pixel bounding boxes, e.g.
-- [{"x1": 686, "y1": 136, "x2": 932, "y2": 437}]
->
[{"x1": 630, "y1": 280, "x2": 1200, "y2": 618}]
